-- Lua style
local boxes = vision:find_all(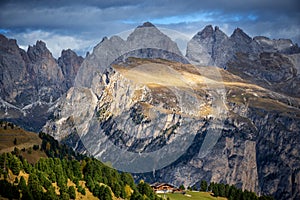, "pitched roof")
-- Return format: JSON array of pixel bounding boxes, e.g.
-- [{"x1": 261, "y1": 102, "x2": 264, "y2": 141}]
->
[{"x1": 150, "y1": 182, "x2": 177, "y2": 188}]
